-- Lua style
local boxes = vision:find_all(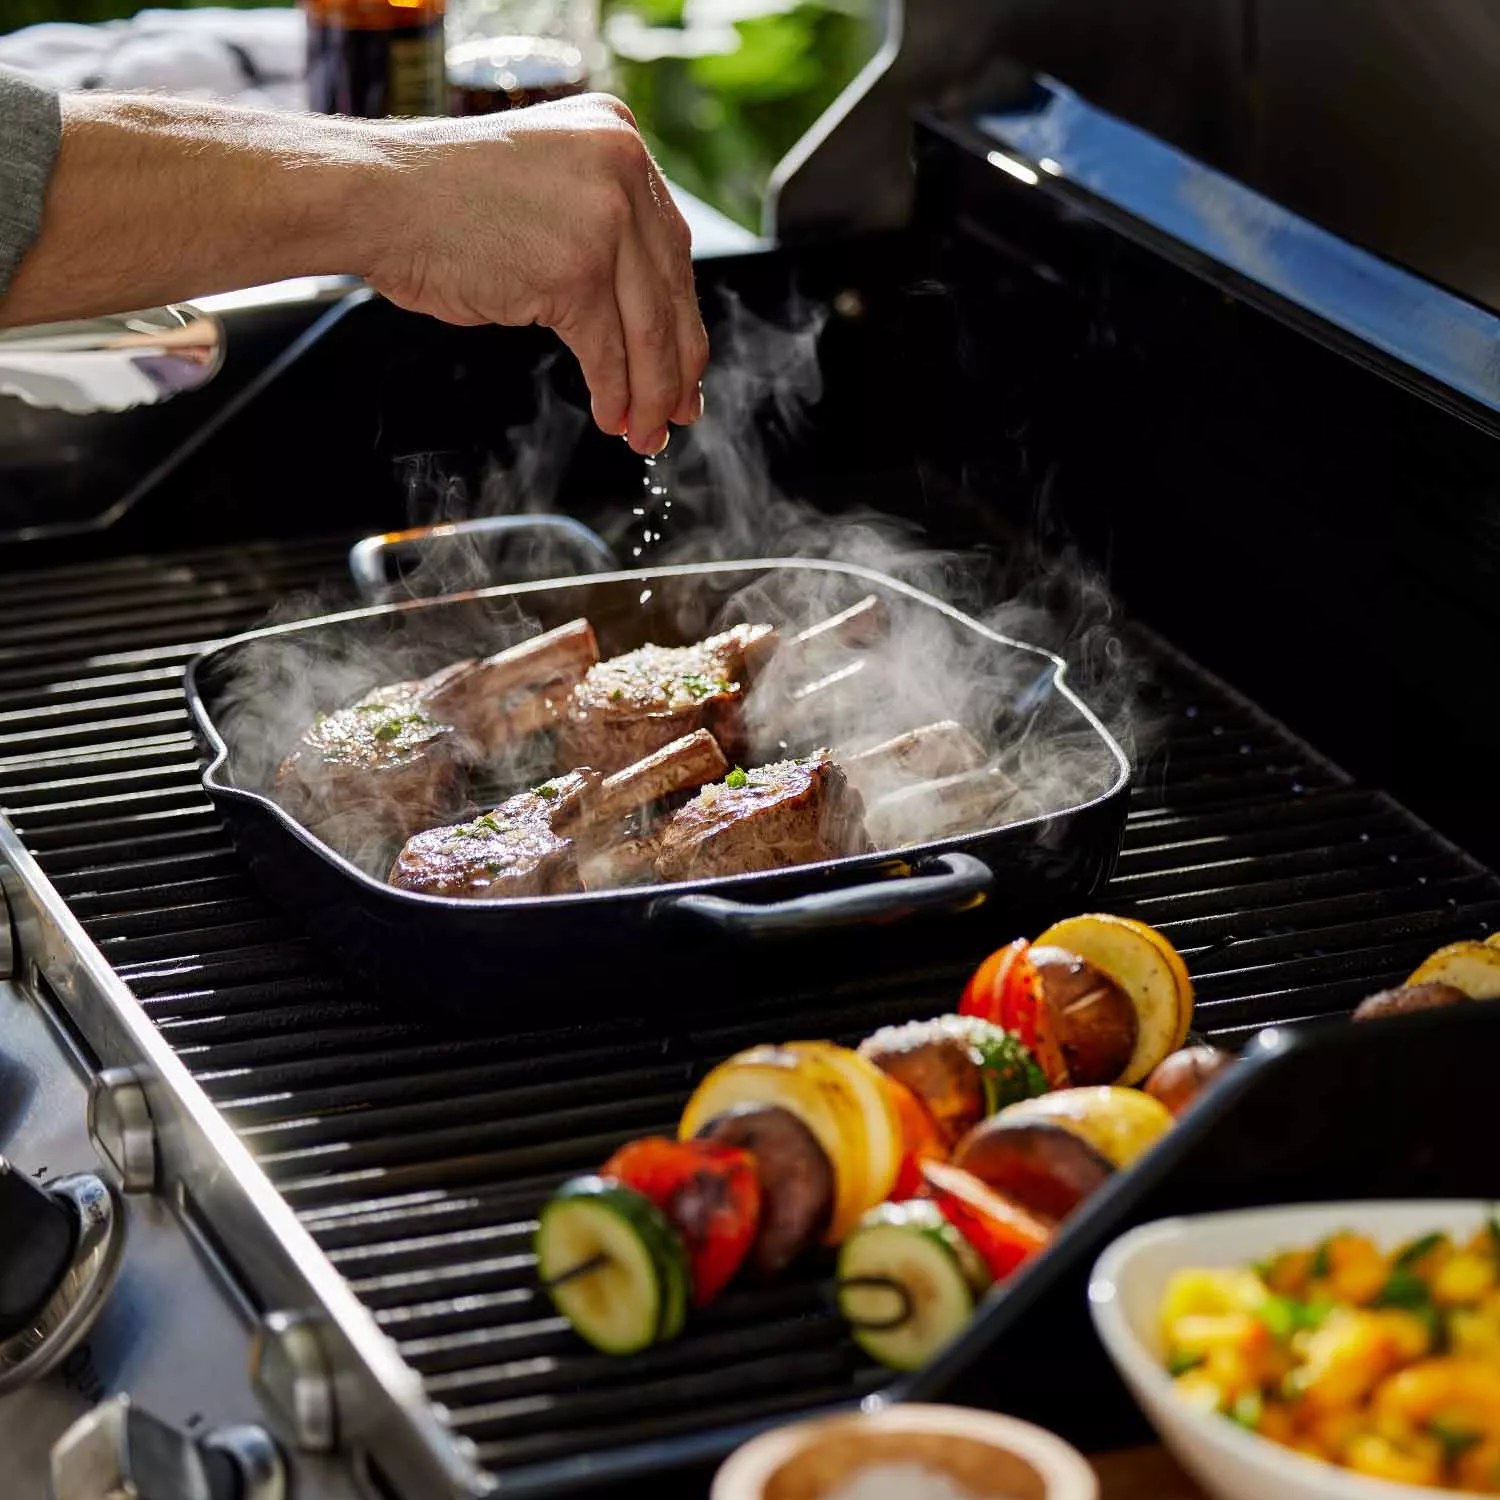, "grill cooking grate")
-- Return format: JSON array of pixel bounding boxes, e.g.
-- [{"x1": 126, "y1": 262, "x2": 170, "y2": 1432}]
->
[{"x1": 2, "y1": 539, "x2": 1497, "y2": 1490}]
